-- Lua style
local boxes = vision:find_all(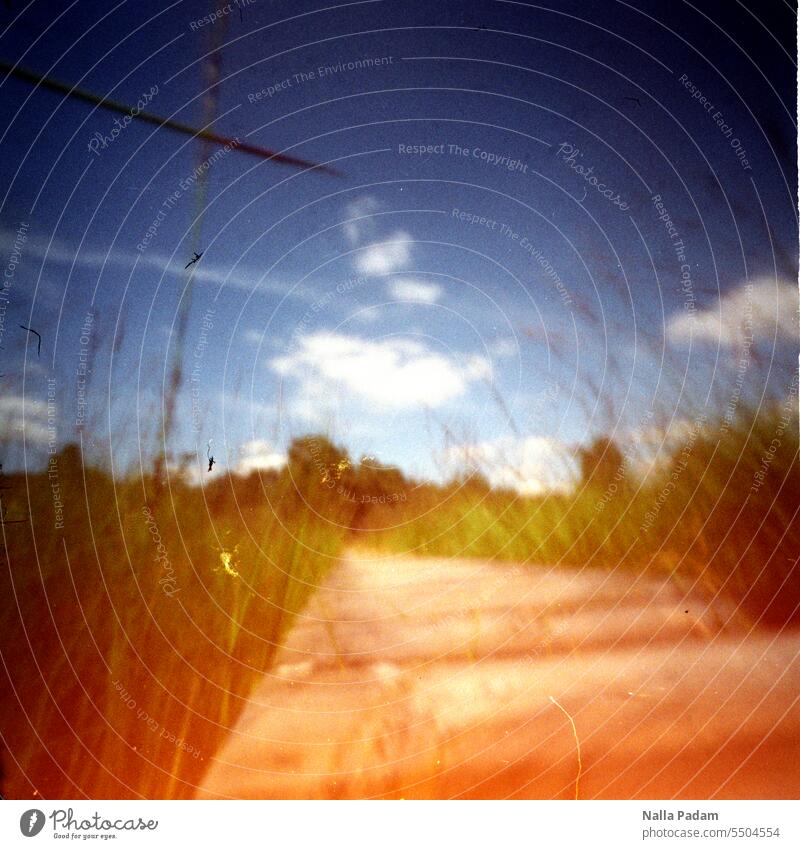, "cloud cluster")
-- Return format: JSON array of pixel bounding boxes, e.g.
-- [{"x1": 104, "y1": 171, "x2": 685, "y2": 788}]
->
[
  {"x1": 235, "y1": 439, "x2": 287, "y2": 475},
  {"x1": 270, "y1": 332, "x2": 489, "y2": 409},
  {"x1": 354, "y1": 231, "x2": 413, "y2": 276},
  {"x1": 343, "y1": 195, "x2": 419, "y2": 280},
  {"x1": 446, "y1": 435, "x2": 575, "y2": 496},
  {"x1": 0, "y1": 227, "x2": 301, "y2": 297},
  {"x1": 343, "y1": 196, "x2": 381, "y2": 246},
  {"x1": 387, "y1": 277, "x2": 442, "y2": 303},
  {"x1": 0, "y1": 394, "x2": 50, "y2": 444},
  {"x1": 667, "y1": 277, "x2": 798, "y2": 347},
  {"x1": 169, "y1": 439, "x2": 287, "y2": 486}
]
